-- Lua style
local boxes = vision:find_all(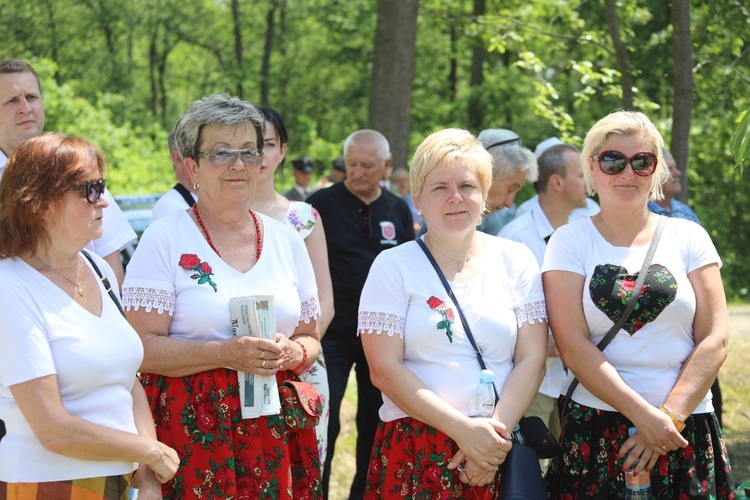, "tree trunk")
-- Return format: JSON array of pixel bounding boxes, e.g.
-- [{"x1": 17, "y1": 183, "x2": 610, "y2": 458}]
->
[
  {"x1": 467, "y1": 0, "x2": 486, "y2": 130},
  {"x1": 671, "y1": 0, "x2": 693, "y2": 202},
  {"x1": 369, "y1": 0, "x2": 420, "y2": 170},
  {"x1": 231, "y1": 0, "x2": 244, "y2": 98},
  {"x1": 604, "y1": 0, "x2": 634, "y2": 109},
  {"x1": 260, "y1": 0, "x2": 279, "y2": 105}
]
